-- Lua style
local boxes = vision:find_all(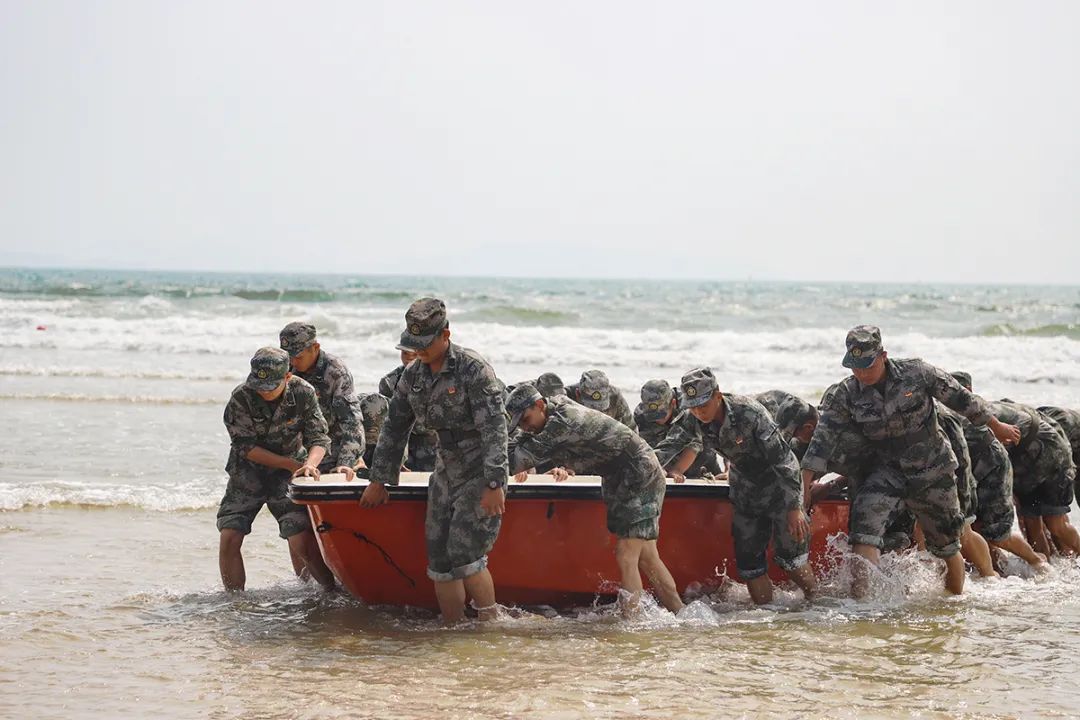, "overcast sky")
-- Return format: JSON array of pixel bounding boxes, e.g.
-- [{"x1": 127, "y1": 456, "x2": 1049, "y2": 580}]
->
[{"x1": 1, "y1": 1, "x2": 1078, "y2": 282}]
